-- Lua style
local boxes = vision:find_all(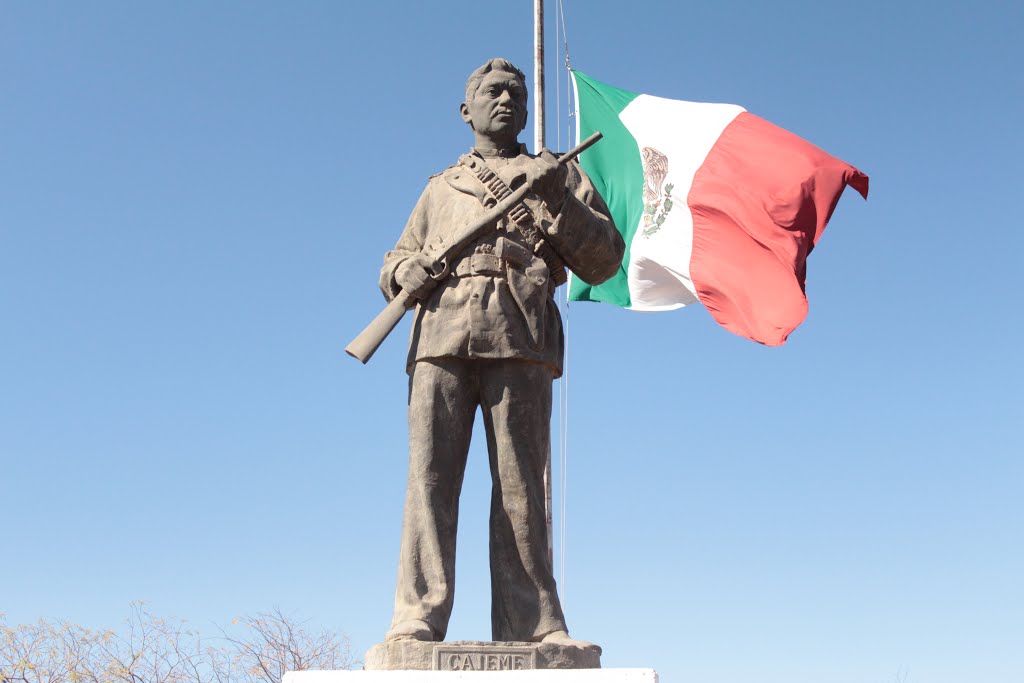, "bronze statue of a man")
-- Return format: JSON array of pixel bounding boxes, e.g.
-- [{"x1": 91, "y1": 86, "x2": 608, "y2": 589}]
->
[{"x1": 379, "y1": 58, "x2": 624, "y2": 647}]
